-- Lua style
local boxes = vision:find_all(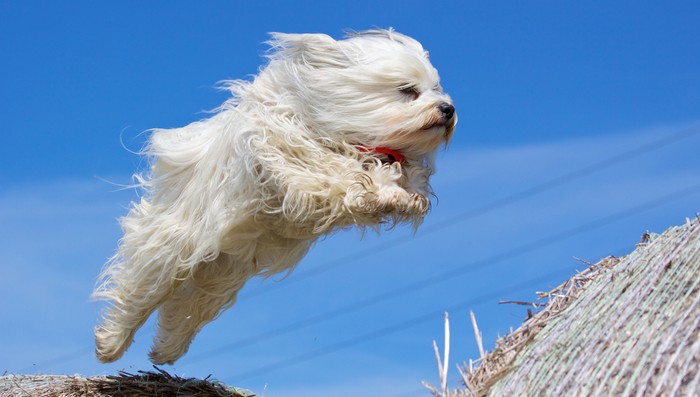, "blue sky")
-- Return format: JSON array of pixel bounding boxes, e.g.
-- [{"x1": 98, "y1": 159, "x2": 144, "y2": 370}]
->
[{"x1": 1, "y1": 1, "x2": 699, "y2": 396}]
